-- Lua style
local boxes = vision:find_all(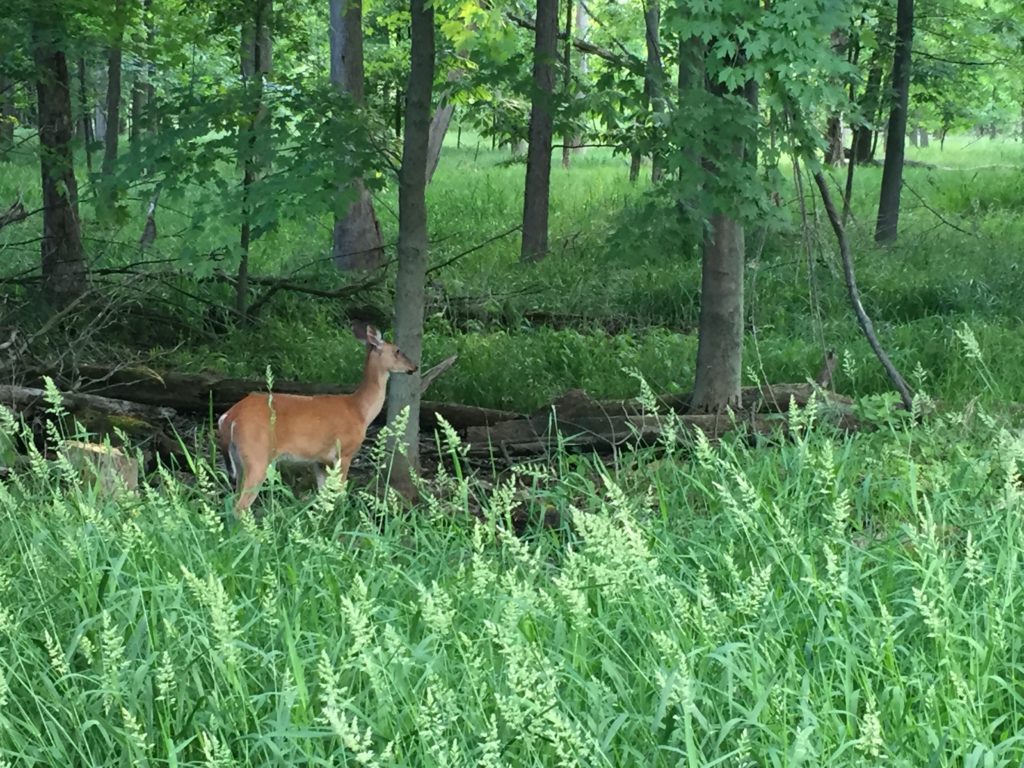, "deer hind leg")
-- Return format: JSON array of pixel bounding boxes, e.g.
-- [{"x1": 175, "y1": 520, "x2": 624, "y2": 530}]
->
[
  {"x1": 314, "y1": 453, "x2": 351, "y2": 490},
  {"x1": 229, "y1": 436, "x2": 270, "y2": 514}
]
